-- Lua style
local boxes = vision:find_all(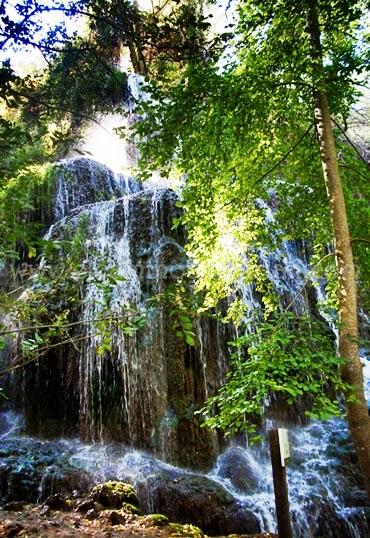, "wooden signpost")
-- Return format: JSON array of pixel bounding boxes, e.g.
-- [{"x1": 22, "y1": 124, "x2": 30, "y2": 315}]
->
[{"x1": 268, "y1": 428, "x2": 293, "y2": 538}]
